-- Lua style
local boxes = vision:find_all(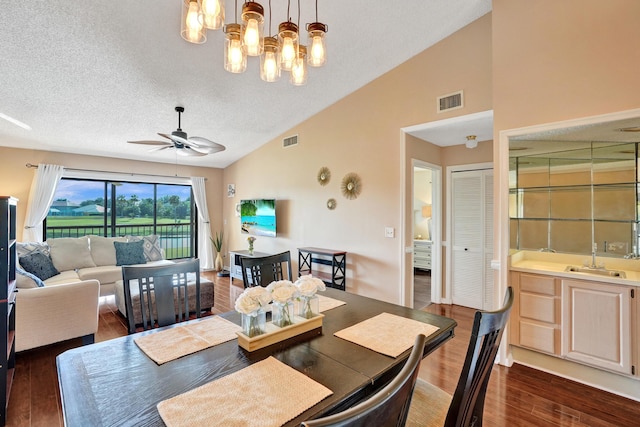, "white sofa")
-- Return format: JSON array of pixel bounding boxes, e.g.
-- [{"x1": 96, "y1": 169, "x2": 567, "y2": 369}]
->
[
  {"x1": 14, "y1": 235, "x2": 179, "y2": 351},
  {"x1": 16, "y1": 279, "x2": 100, "y2": 352}
]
